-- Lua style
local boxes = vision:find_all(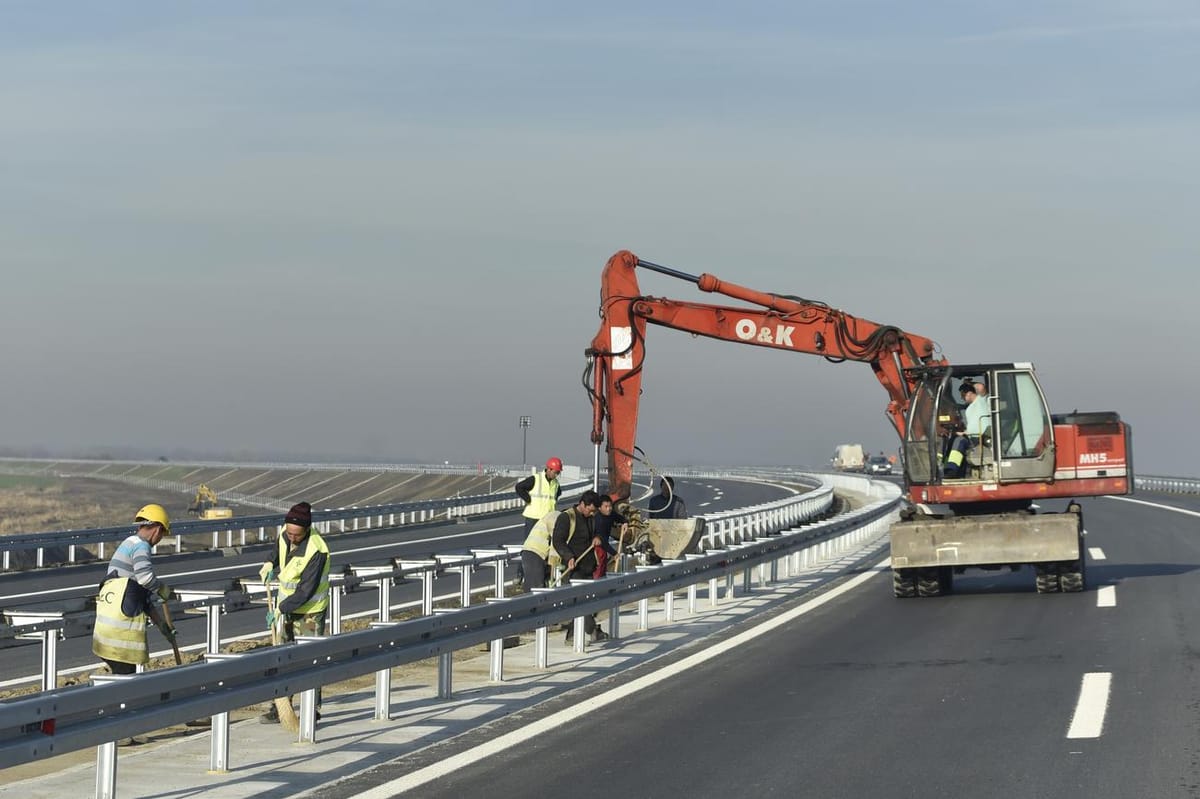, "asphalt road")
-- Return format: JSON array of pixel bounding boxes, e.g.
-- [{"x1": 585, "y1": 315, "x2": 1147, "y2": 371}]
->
[
  {"x1": 0, "y1": 476, "x2": 798, "y2": 684},
  {"x1": 394, "y1": 491, "x2": 1200, "y2": 799}
]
